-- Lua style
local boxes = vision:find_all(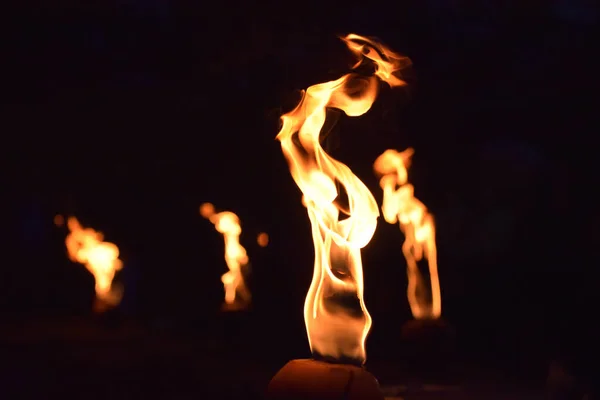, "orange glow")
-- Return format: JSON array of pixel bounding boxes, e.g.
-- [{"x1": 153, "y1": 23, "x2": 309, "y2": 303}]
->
[
  {"x1": 257, "y1": 232, "x2": 269, "y2": 247},
  {"x1": 200, "y1": 203, "x2": 215, "y2": 219},
  {"x1": 373, "y1": 149, "x2": 441, "y2": 319},
  {"x1": 277, "y1": 33, "x2": 409, "y2": 364},
  {"x1": 54, "y1": 214, "x2": 65, "y2": 227},
  {"x1": 64, "y1": 217, "x2": 123, "y2": 309},
  {"x1": 200, "y1": 203, "x2": 251, "y2": 309}
]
